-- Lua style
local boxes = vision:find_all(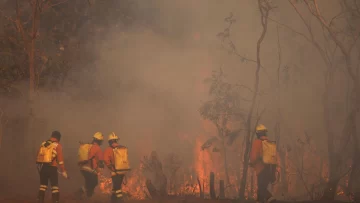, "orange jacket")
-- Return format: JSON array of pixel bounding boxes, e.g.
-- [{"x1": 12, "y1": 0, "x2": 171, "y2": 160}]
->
[
  {"x1": 249, "y1": 136, "x2": 268, "y2": 175},
  {"x1": 80, "y1": 143, "x2": 103, "y2": 172},
  {"x1": 49, "y1": 137, "x2": 66, "y2": 172},
  {"x1": 104, "y1": 143, "x2": 127, "y2": 175},
  {"x1": 104, "y1": 143, "x2": 118, "y2": 172}
]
